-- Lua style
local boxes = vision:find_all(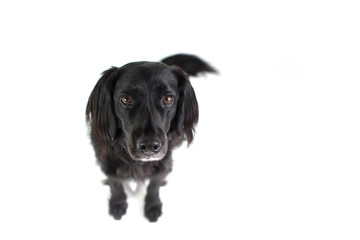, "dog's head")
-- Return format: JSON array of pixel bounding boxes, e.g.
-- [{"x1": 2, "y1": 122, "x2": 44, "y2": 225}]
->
[{"x1": 86, "y1": 62, "x2": 198, "y2": 162}]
